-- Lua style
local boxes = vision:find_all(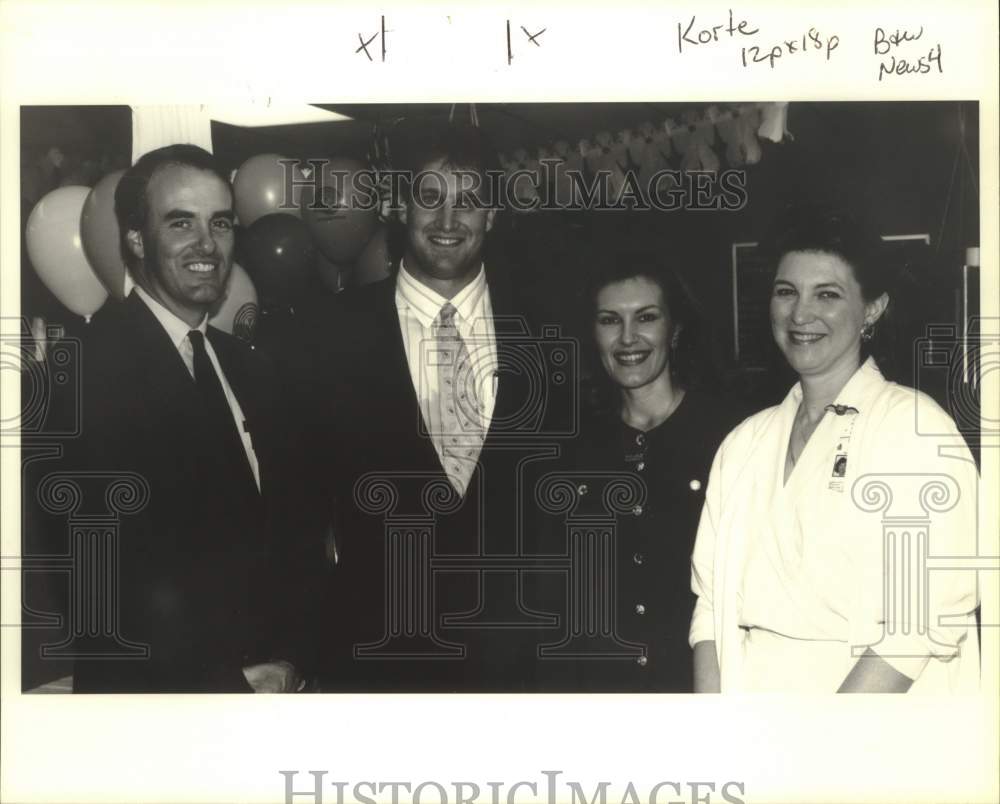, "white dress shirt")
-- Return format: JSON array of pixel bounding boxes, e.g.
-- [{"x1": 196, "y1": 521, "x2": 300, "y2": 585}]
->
[
  {"x1": 395, "y1": 262, "x2": 499, "y2": 466},
  {"x1": 132, "y1": 286, "x2": 260, "y2": 490}
]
